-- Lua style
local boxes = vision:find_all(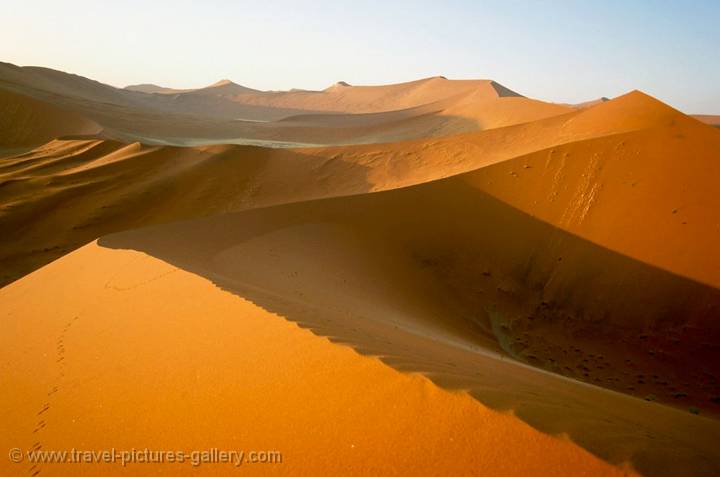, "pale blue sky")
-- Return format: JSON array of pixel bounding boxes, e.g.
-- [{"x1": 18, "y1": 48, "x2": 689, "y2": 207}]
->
[{"x1": 2, "y1": 0, "x2": 718, "y2": 112}]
